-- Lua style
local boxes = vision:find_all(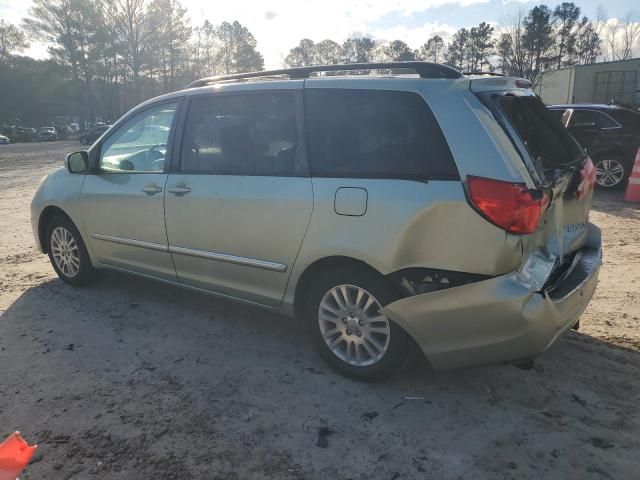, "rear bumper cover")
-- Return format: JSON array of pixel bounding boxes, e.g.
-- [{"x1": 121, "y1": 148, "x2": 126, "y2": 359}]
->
[{"x1": 383, "y1": 223, "x2": 602, "y2": 370}]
